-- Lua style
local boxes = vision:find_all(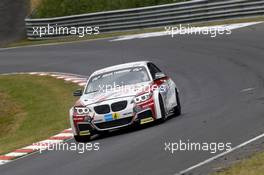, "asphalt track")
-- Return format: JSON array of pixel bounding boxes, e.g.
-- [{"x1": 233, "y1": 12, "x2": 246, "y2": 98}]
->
[{"x1": 1, "y1": 23, "x2": 264, "y2": 175}]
